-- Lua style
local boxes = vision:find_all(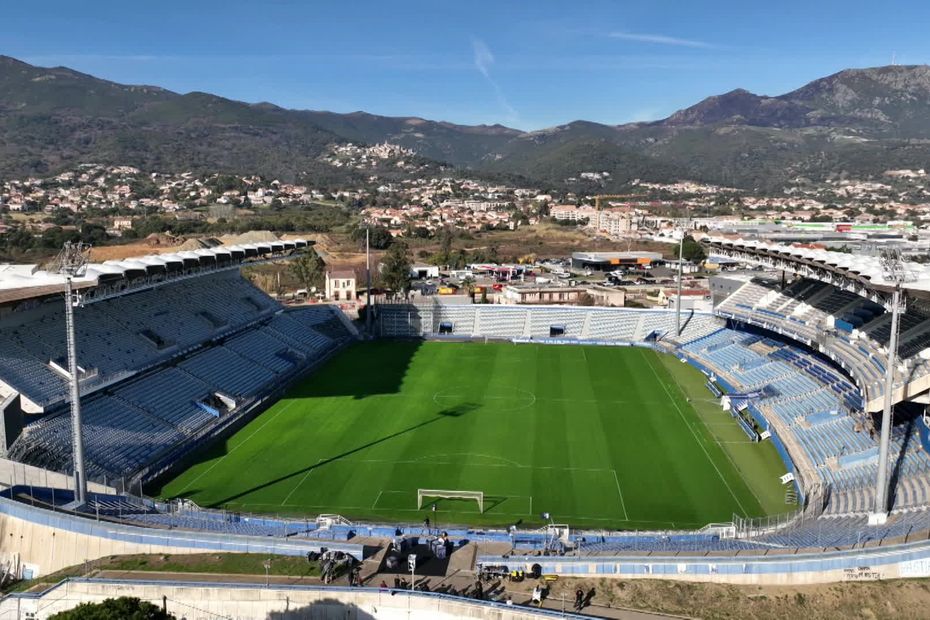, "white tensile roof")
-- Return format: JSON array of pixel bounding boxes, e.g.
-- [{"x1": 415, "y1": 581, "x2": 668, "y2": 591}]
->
[
  {"x1": 0, "y1": 239, "x2": 307, "y2": 301},
  {"x1": 705, "y1": 237, "x2": 930, "y2": 292}
]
